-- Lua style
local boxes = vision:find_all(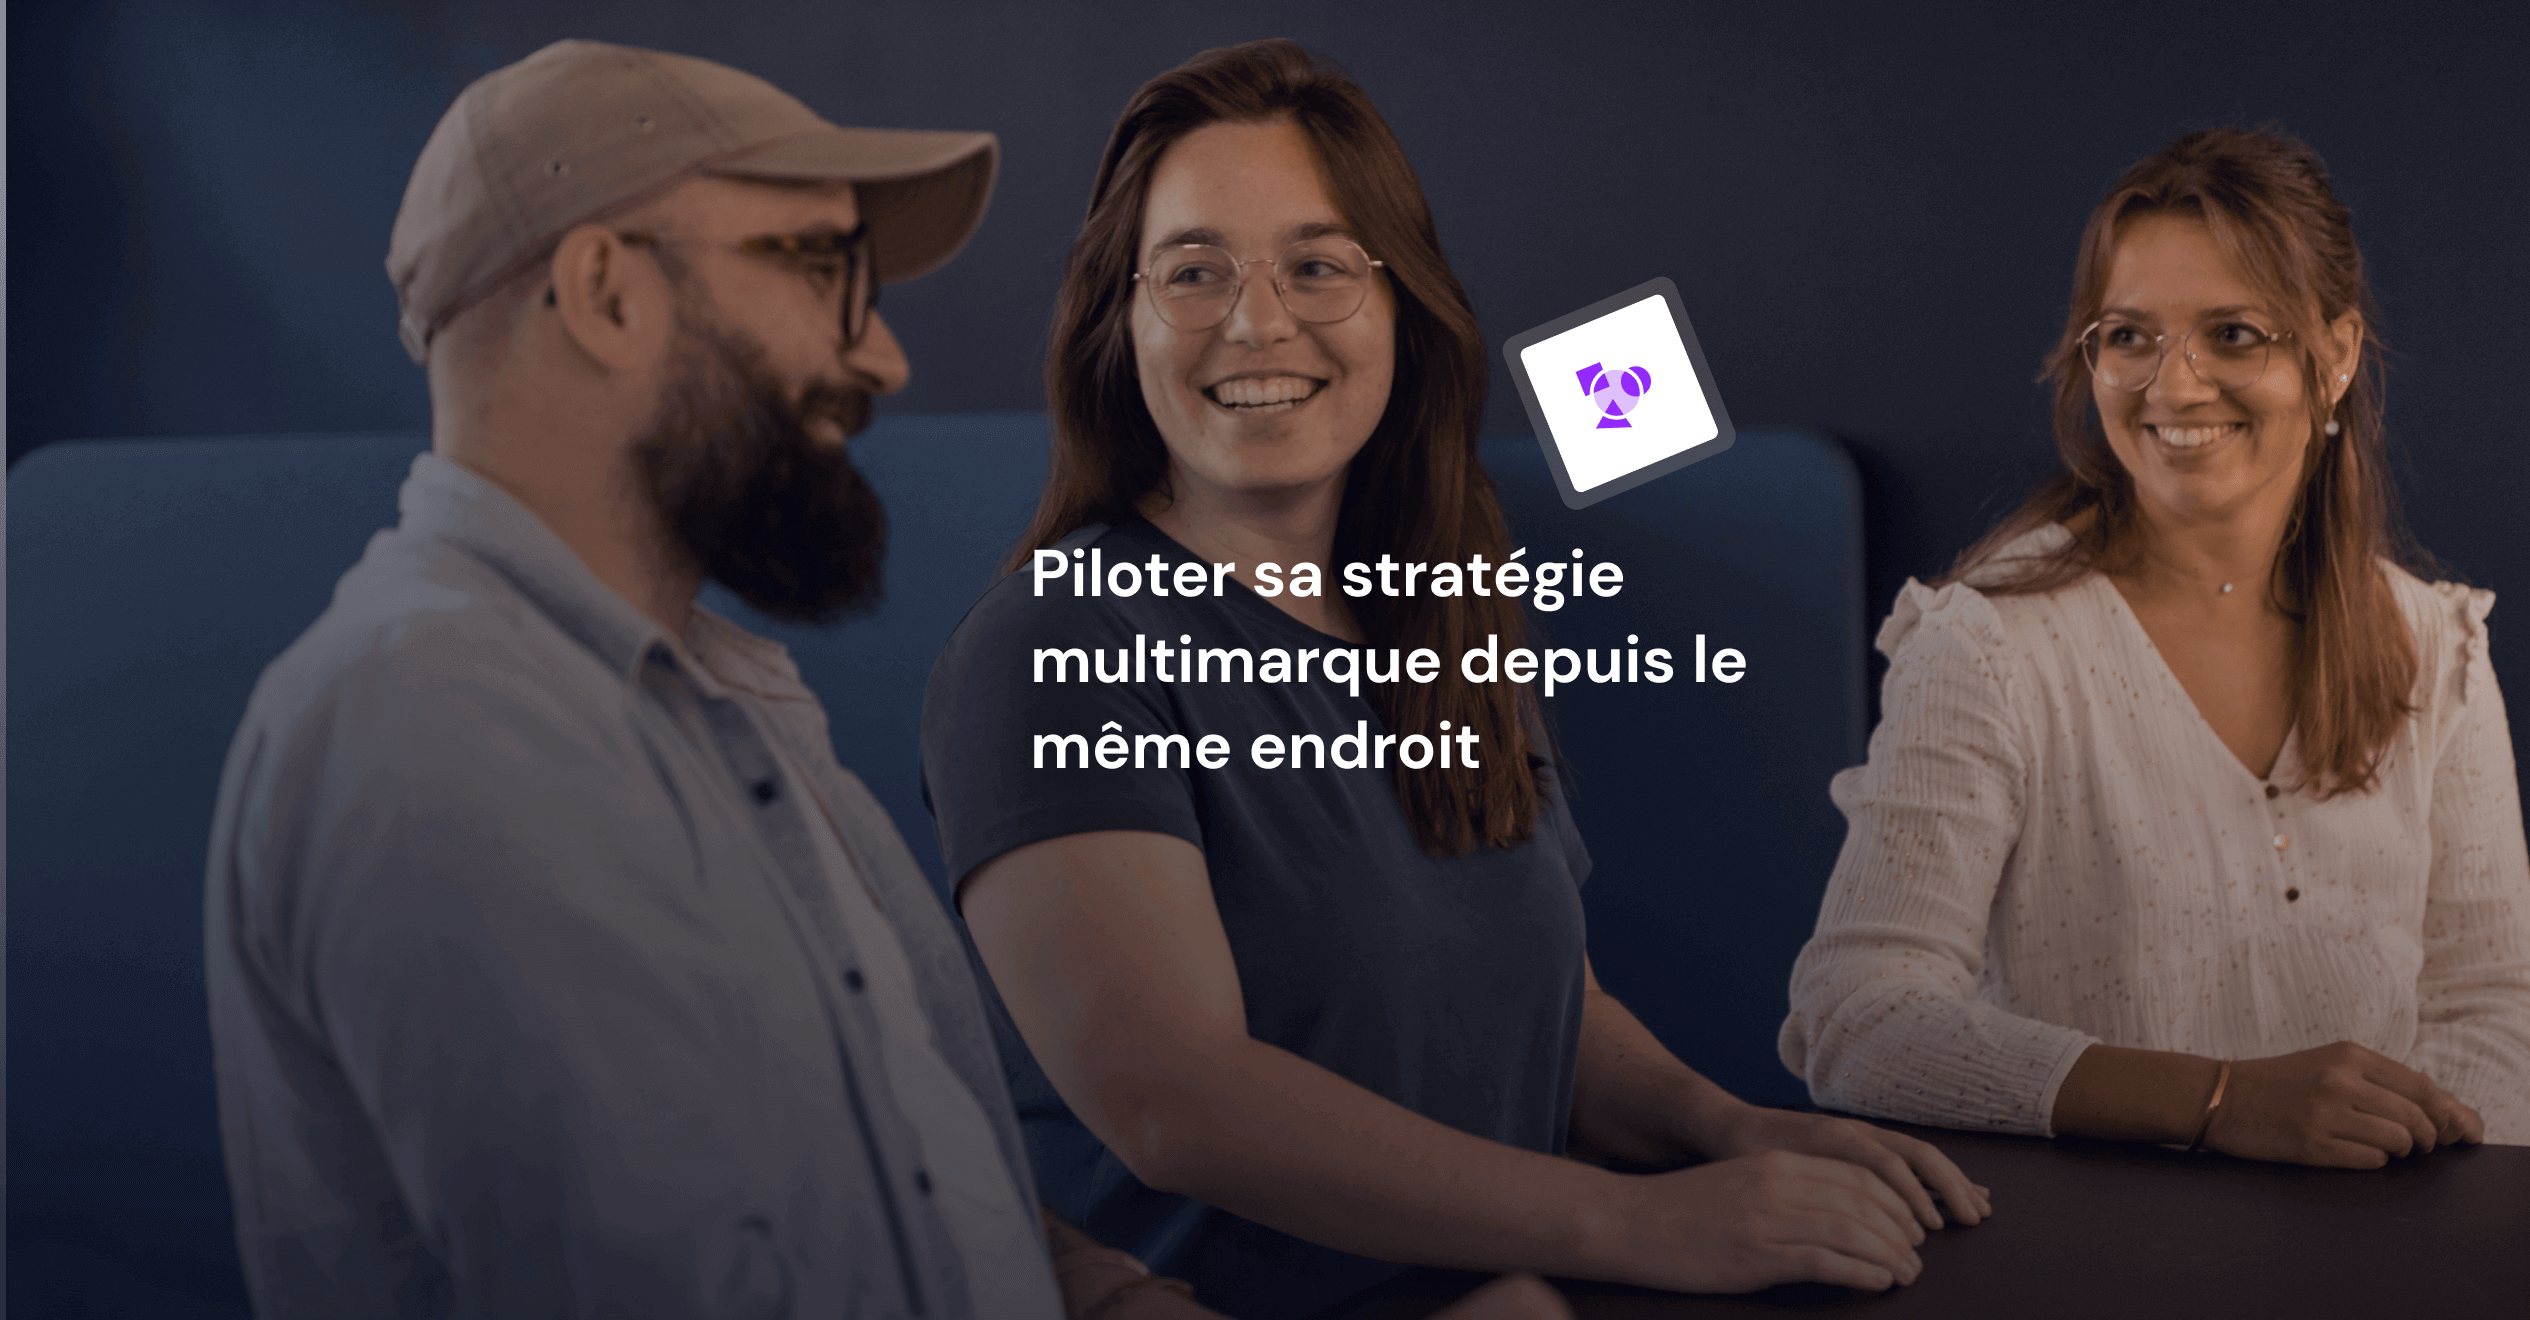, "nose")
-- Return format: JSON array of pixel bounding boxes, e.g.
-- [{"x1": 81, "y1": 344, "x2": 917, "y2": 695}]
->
[
  {"x1": 2143, "y1": 331, "x2": 2219, "y2": 408},
  {"x1": 846, "y1": 310, "x2": 912, "y2": 395},
  {"x1": 1219, "y1": 260, "x2": 1298, "y2": 347}
]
